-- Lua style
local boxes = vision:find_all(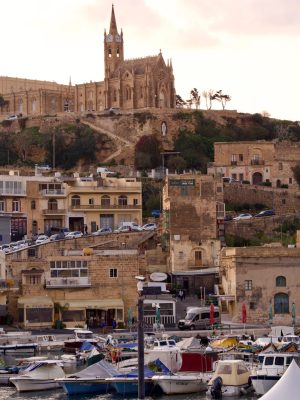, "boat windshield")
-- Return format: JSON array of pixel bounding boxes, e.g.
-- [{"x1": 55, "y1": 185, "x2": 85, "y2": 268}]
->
[
  {"x1": 185, "y1": 313, "x2": 196, "y2": 321},
  {"x1": 216, "y1": 363, "x2": 232, "y2": 374}
]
